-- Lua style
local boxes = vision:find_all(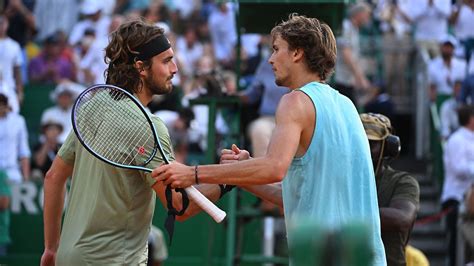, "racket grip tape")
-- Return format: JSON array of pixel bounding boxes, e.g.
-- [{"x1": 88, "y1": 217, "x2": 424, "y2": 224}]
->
[{"x1": 185, "y1": 186, "x2": 226, "y2": 223}]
